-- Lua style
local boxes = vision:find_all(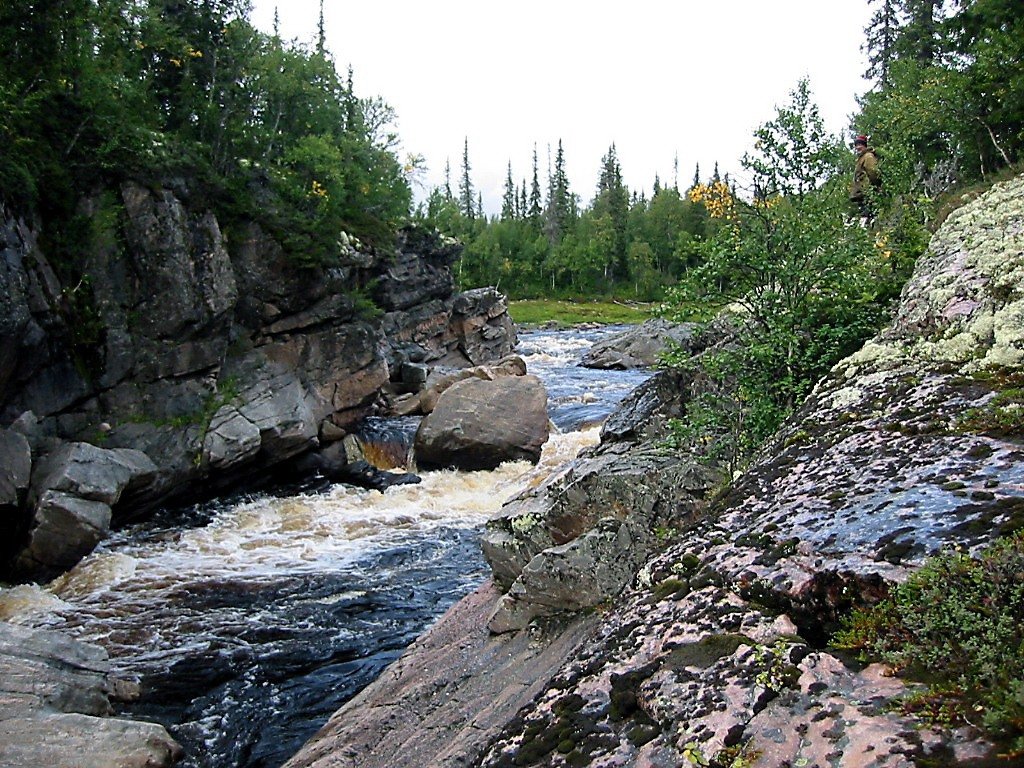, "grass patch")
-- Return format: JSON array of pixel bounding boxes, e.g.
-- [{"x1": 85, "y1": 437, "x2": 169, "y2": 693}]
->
[
  {"x1": 509, "y1": 299, "x2": 654, "y2": 327},
  {"x1": 834, "y1": 530, "x2": 1024, "y2": 756}
]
